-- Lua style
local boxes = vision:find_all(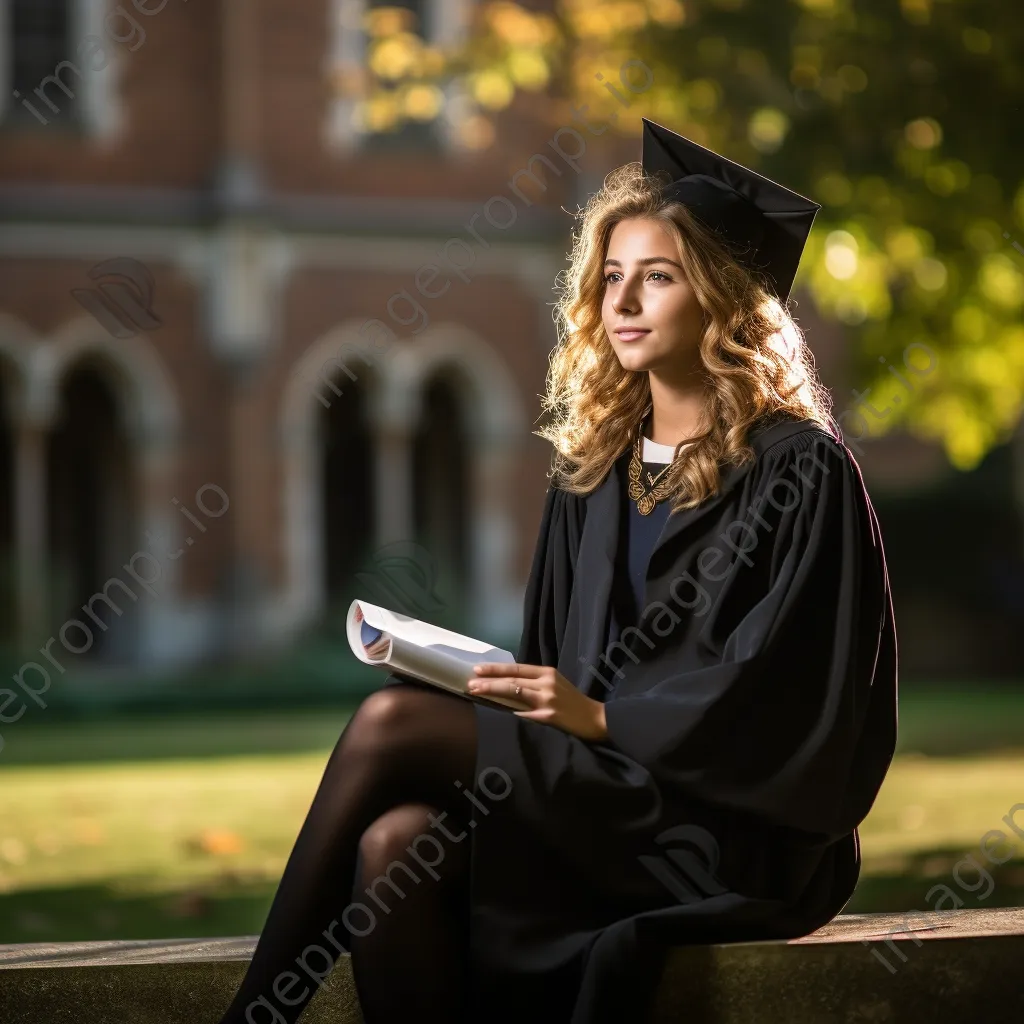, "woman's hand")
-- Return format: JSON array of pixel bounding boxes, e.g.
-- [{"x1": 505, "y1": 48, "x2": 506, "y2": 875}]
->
[{"x1": 467, "y1": 662, "x2": 609, "y2": 742}]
